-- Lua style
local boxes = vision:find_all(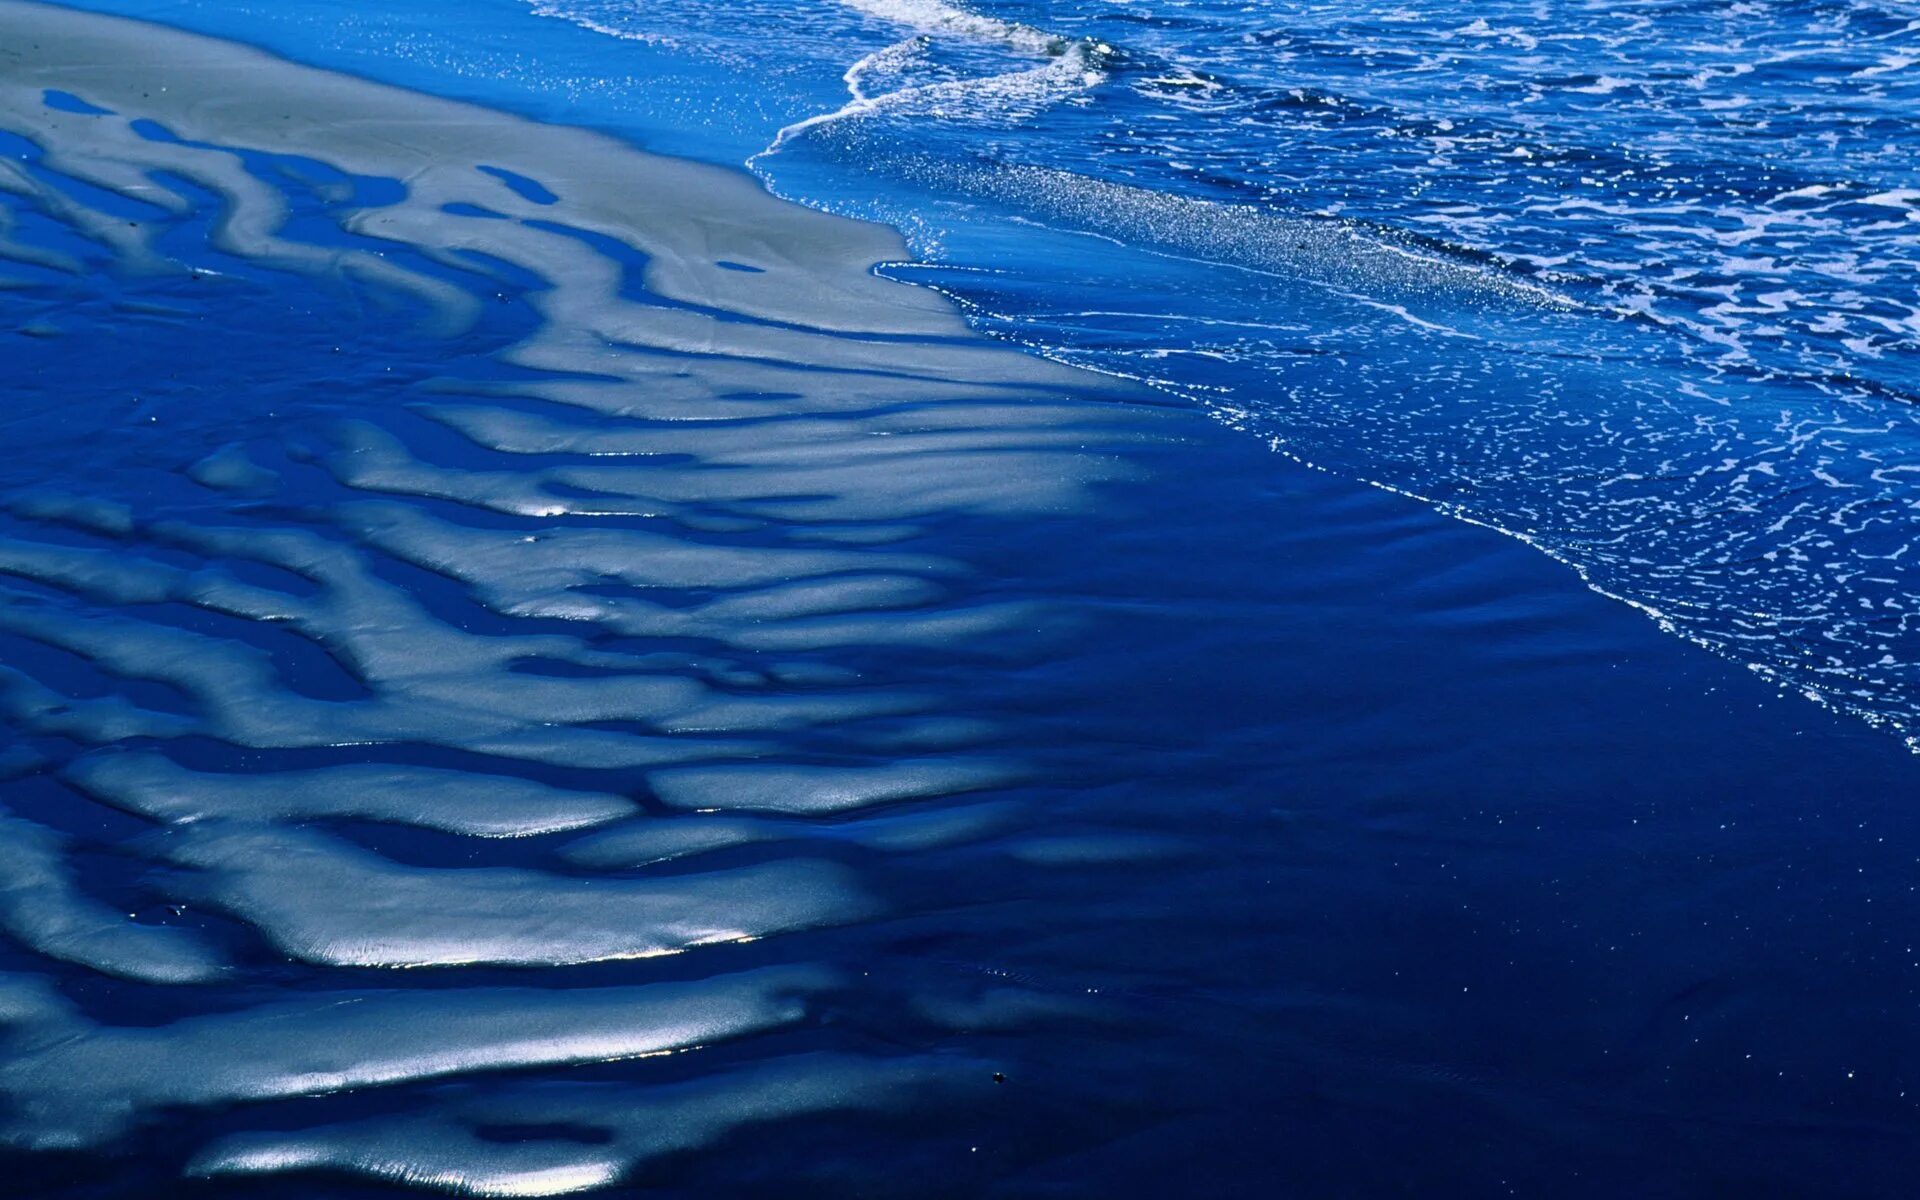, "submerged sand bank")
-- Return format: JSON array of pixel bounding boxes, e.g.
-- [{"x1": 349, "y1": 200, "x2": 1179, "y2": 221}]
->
[
  {"x1": 0, "y1": 2, "x2": 1169, "y2": 1192},
  {"x1": 1, "y1": 0, "x2": 971, "y2": 336}
]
